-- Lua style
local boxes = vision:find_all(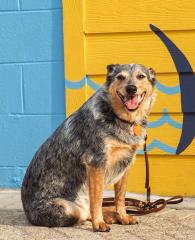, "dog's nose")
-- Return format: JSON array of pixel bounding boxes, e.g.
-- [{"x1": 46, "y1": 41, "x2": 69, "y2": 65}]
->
[{"x1": 125, "y1": 85, "x2": 137, "y2": 94}]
